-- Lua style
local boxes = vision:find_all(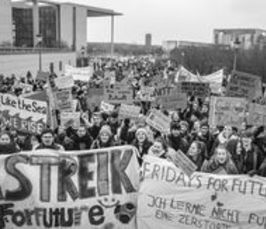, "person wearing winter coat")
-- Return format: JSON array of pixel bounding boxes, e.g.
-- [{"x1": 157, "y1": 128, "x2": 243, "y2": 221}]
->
[
  {"x1": 186, "y1": 141, "x2": 206, "y2": 171},
  {"x1": 201, "y1": 145, "x2": 239, "y2": 175},
  {"x1": 71, "y1": 125, "x2": 93, "y2": 150},
  {"x1": 167, "y1": 123, "x2": 189, "y2": 153},
  {"x1": 0, "y1": 132, "x2": 20, "y2": 155},
  {"x1": 131, "y1": 127, "x2": 153, "y2": 165},
  {"x1": 91, "y1": 125, "x2": 117, "y2": 149}
]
